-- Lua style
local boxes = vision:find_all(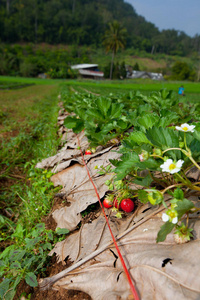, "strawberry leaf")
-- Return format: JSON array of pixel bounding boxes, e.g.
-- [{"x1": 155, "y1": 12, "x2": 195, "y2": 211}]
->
[
  {"x1": 156, "y1": 221, "x2": 175, "y2": 243},
  {"x1": 176, "y1": 198, "x2": 195, "y2": 218}
]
